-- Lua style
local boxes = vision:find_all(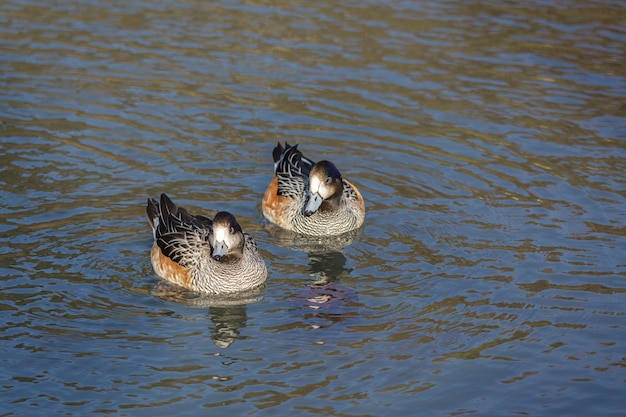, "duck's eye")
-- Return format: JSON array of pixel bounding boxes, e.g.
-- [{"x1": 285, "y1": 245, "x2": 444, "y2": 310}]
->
[
  {"x1": 230, "y1": 227, "x2": 235, "y2": 234},
  {"x1": 324, "y1": 176, "x2": 332, "y2": 184}
]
